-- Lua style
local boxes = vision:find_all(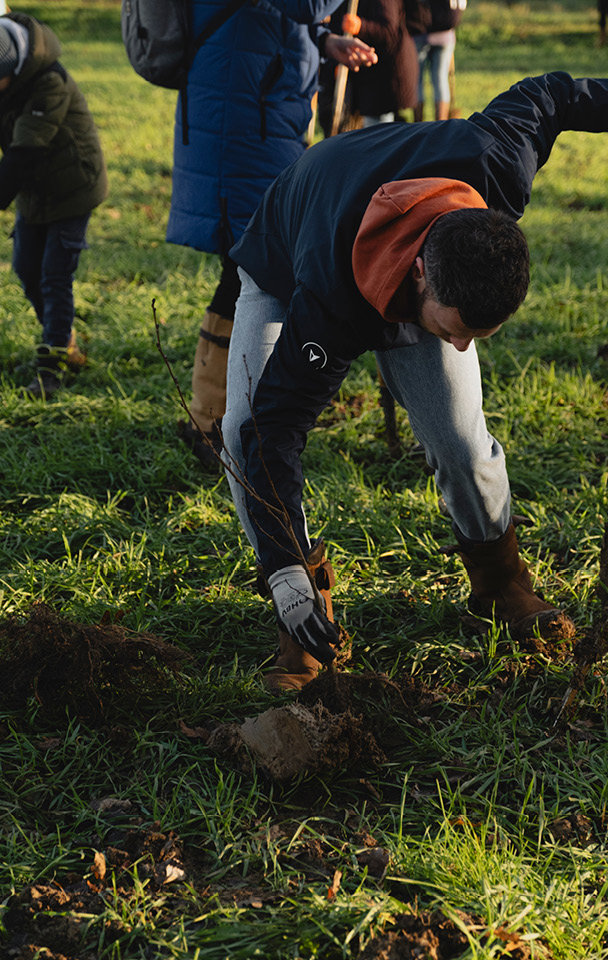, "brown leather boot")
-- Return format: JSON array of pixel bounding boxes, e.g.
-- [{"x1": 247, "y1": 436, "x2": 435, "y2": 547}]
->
[
  {"x1": 264, "y1": 539, "x2": 337, "y2": 692},
  {"x1": 458, "y1": 522, "x2": 576, "y2": 641},
  {"x1": 190, "y1": 309, "x2": 233, "y2": 434},
  {"x1": 180, "y1": 309, "x2": 232, "y2": 470},
  {"x1": 66, "y1": 330, "x2": 87, "y2": 371},
  {"x1": 265, "y1": 630, "x2": 325, "y2": 692}
]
